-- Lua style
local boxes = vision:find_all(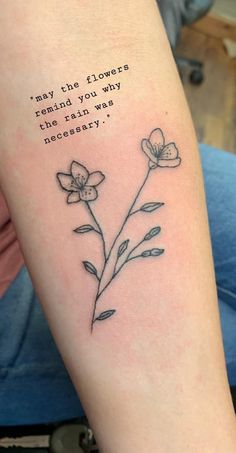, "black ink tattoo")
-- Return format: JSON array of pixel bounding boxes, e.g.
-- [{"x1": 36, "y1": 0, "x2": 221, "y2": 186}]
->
[{"x1": 56, "y1": 128, "x2": 181, "y2": 332}]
